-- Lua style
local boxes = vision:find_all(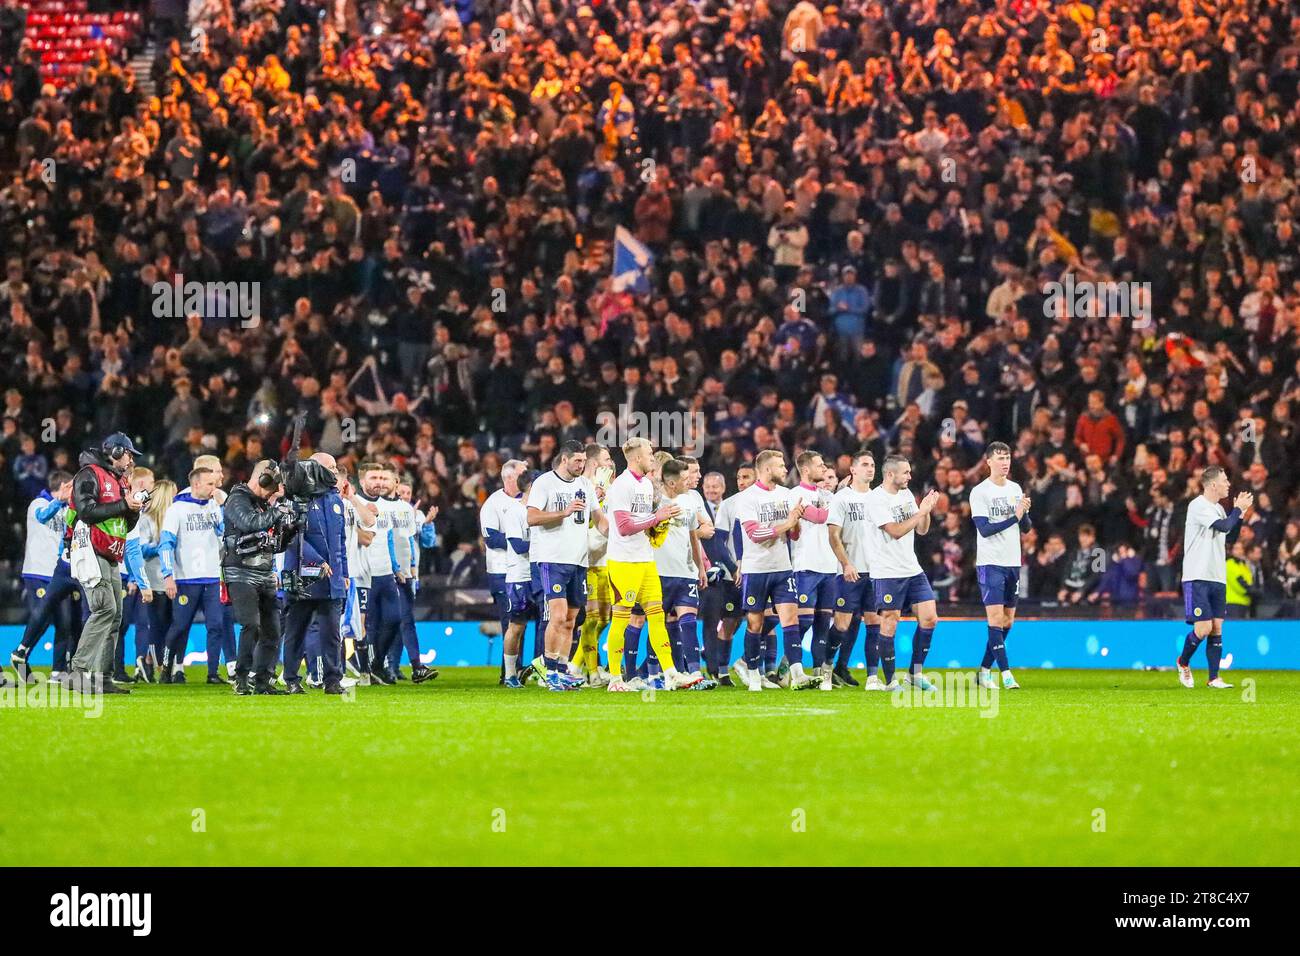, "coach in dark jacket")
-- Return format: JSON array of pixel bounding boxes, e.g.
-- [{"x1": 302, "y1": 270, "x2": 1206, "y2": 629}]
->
[
  {"x1": 280, "y1": 453, "x2": 349, "y2": 694},
  {"x1": 223, "y1": 460, "x2": 297, "y2": 695}
]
